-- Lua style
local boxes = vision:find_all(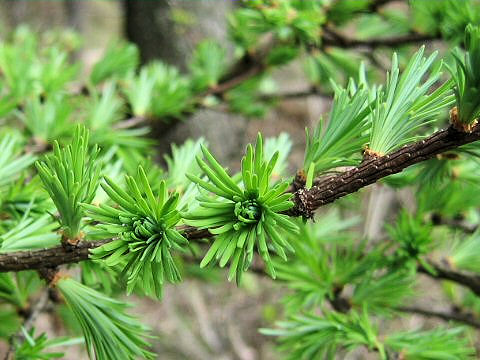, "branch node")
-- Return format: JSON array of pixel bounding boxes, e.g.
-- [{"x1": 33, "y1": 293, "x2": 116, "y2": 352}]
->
[
  {"x1": 38, "y1": 267, "x2": 64, "y2": 287},
  {"x1": 363, "y1": 146, "x2": 384, "y2": 161},
  {"x1": 450, "y1": 106, "x2": 479, "y2": 133},
  {"x1": 292, "y1": 170, "x2": 307, "y2": 190},
  {"x1": 291, "y1": 188, "x2": 314, "y2": 219},
  {"x1": 61, "y1": 231, "x2": 85, "y2": 250}
]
